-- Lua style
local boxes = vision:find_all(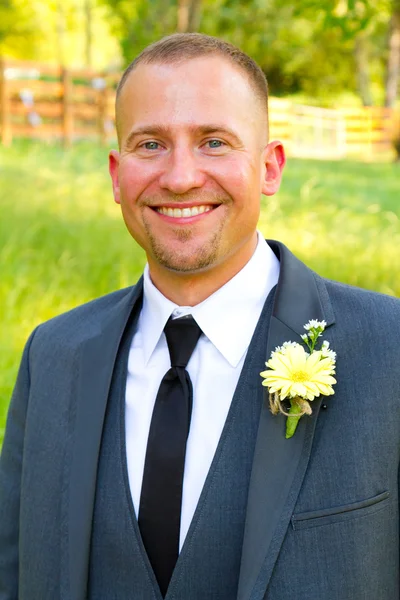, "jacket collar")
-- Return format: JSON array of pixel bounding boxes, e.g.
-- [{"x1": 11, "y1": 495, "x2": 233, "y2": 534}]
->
[
  {"x1": 237, "y1": 240, "x2": 335, "y2": 600},
  {"x1": 66, "y1": 281, "x2": 144, "y2": 600}
]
